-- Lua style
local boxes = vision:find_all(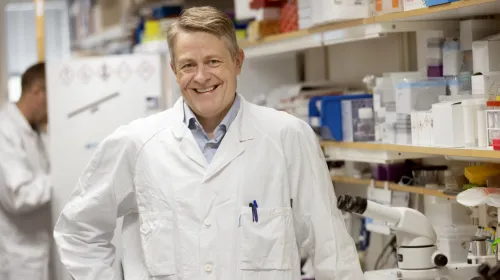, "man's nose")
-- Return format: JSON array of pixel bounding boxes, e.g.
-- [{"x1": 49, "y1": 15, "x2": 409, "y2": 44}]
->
[{"x1": 193, "y1": 65, "x2": 210, "y2": 84}]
